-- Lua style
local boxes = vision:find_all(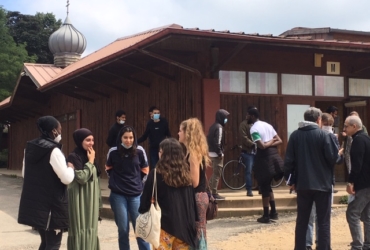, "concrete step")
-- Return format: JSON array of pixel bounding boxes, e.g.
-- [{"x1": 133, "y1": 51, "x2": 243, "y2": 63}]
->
[{"x1": 217, "y1": 204, "x2": 348, "y2": 219}]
